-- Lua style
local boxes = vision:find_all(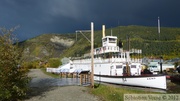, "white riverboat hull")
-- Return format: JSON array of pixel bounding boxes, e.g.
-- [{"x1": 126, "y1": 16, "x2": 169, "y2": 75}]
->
[{"x1": 94, "y1": 75, "x2": 167, "y2": 90}]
